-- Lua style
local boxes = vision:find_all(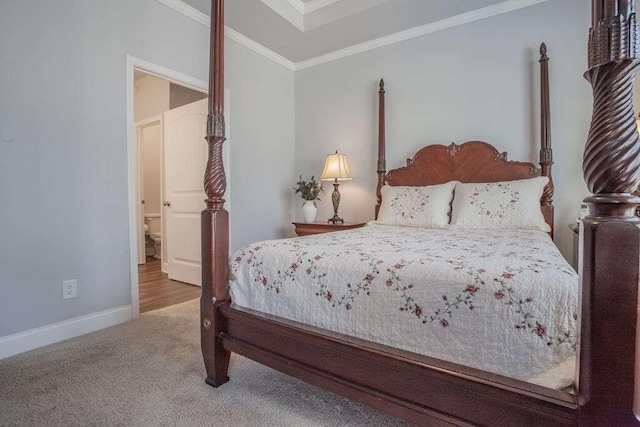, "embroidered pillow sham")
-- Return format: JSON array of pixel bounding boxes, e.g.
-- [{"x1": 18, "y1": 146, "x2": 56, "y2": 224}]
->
[
  {"x1": 450, "y1": 177, "x2": 550, "y2": 232},
  {"x1": 374, "y1": 182, "x2": 456, "y2": 229}
]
